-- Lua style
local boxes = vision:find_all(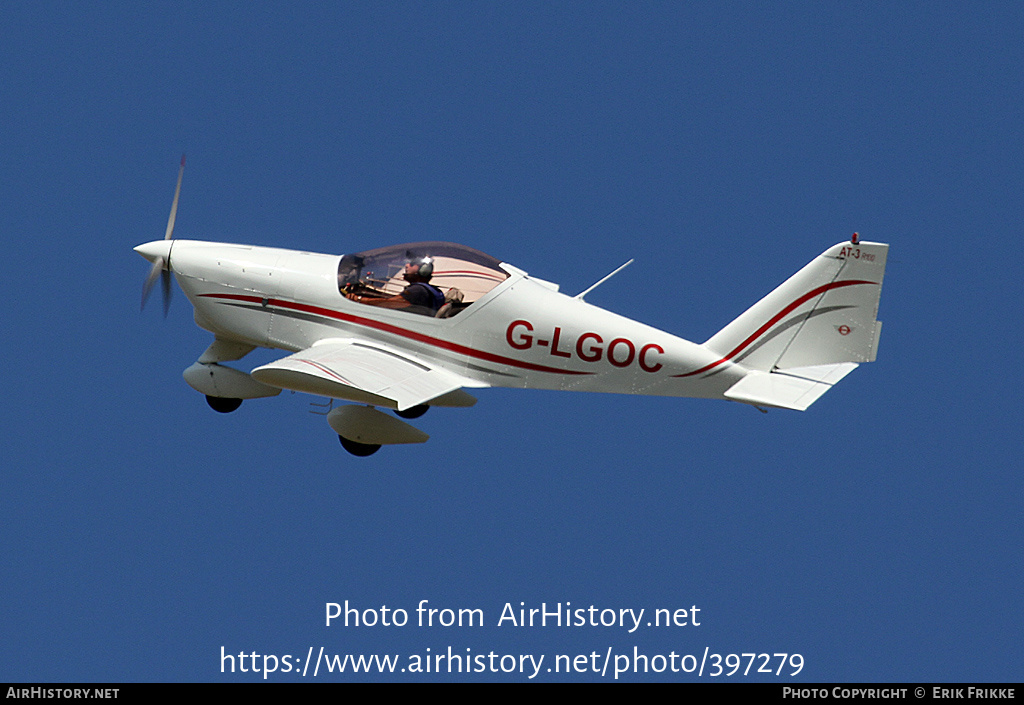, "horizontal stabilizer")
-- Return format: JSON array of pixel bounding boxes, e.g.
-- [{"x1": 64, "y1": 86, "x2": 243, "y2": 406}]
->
[
  {"x1": 251, "y1": 339, "x2": 484, "y2": 411},
  {"x1": 724, "y1": 362, "x2": 858, "y2": 411}
]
